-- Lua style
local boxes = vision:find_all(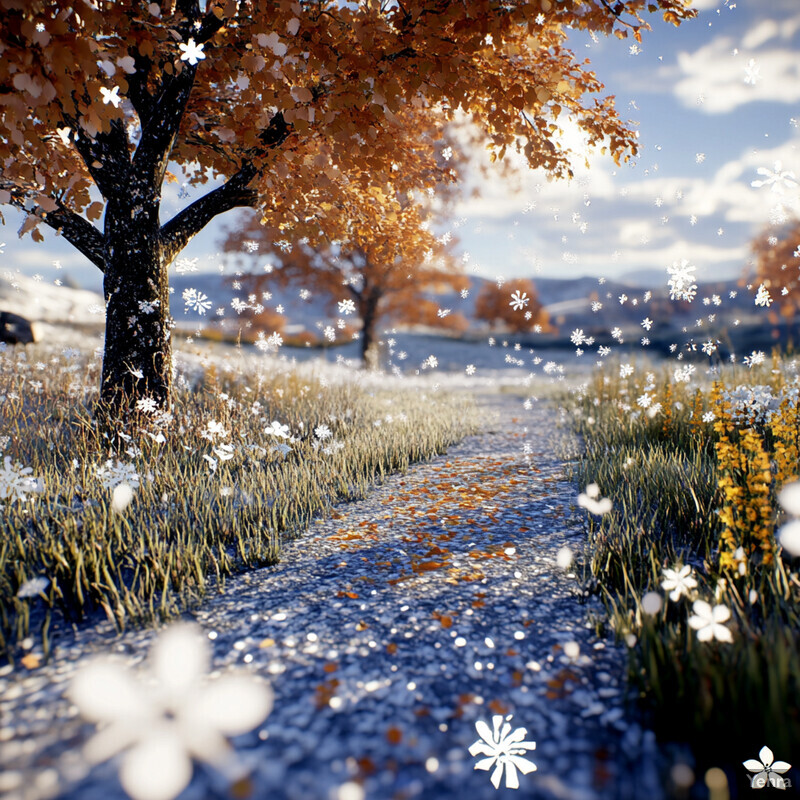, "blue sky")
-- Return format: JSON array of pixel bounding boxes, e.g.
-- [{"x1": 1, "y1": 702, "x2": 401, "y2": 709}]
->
[{"x1": 2, "y1": 0, "x2": 799, "y2": 294}]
